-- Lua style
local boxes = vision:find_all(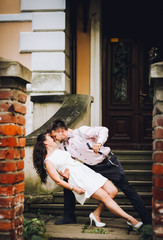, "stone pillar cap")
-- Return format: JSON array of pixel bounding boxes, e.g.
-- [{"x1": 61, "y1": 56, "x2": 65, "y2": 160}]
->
[
  {"x1": 0, "y1": 57, "x2": 31, "y2": 83},
  {"x1": 150, "y1": 61, "x2": 163, "y2": 79}
]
